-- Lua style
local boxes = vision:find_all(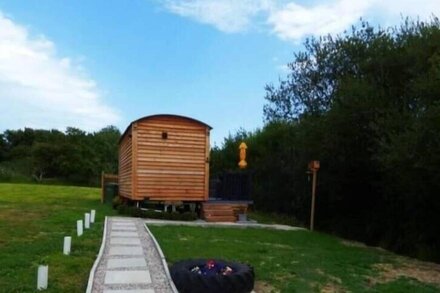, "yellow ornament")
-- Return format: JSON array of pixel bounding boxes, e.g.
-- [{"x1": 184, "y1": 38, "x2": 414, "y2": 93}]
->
[{"x1": 238, "y1": 142, "x2": 247, "y2": 169}]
